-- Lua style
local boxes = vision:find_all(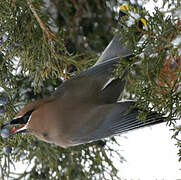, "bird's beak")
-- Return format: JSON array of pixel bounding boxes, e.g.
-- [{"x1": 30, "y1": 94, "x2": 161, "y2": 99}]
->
[
  {"x1": 9, "y1": 124, "x2": 27, "y2": 136},
  {"x1": 8, "y1": 118, "x2": 28, "y2": 137}
]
